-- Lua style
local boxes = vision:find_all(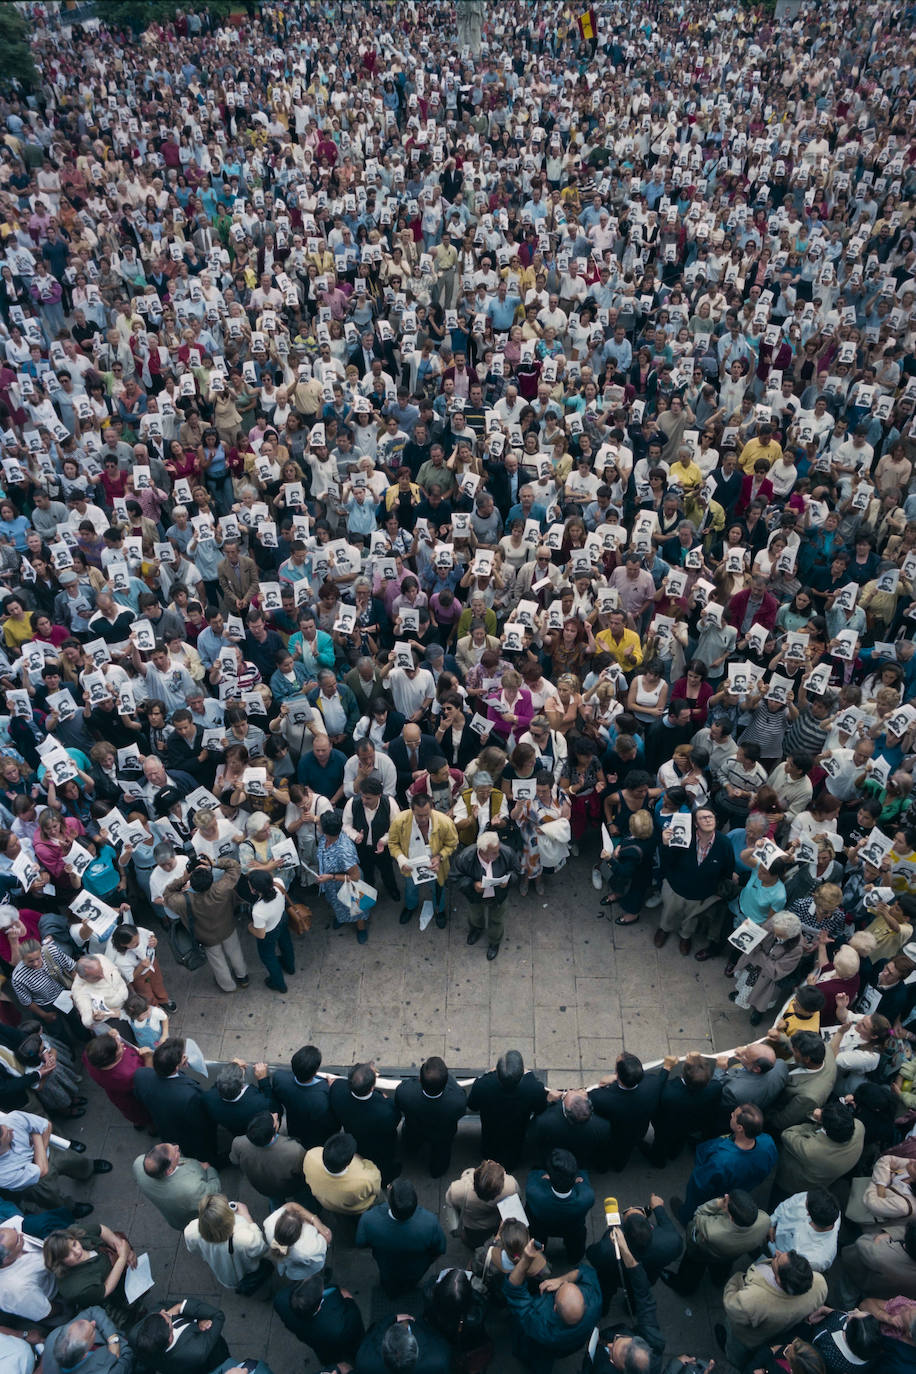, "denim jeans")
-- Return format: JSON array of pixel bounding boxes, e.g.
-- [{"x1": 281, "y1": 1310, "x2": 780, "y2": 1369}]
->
[
  {"x1": 255, "y1": 915, "x2": 295, "y2": 991},
  {"x1": 402, "y1": 874, "x2": 446, "y2": 912}
]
